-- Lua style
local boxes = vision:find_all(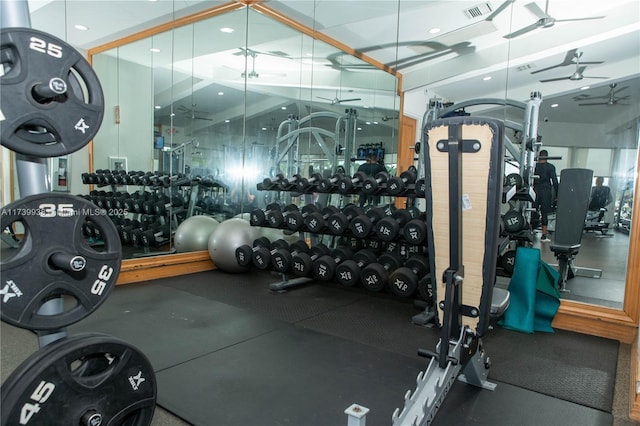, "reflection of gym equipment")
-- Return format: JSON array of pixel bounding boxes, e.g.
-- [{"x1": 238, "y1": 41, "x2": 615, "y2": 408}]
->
[
  {"x1": 272, "y1": 110, "x2": 358, "y2": 179},
  {"x1": 550, "y1": 168, "x2": 602, "y2": 292},
  {"x1": 614, "y1": 177, "x2": 634, "y2": 234},
  {"x1": 583, "y1": 208, "x2": 612, "y2": 236}
]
